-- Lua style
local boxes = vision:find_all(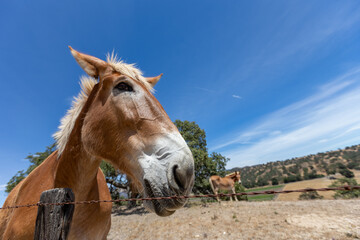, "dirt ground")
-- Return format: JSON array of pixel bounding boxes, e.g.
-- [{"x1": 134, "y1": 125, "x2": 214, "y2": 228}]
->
[{"x1": 108, "y1": 200, "x2": 360, "y2": 240}]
